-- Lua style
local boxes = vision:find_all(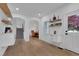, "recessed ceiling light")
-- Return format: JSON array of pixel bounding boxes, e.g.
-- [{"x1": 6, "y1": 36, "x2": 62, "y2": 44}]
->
[{"x1": 16, "y1": 8, "x2": 19, "y2": 11}]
